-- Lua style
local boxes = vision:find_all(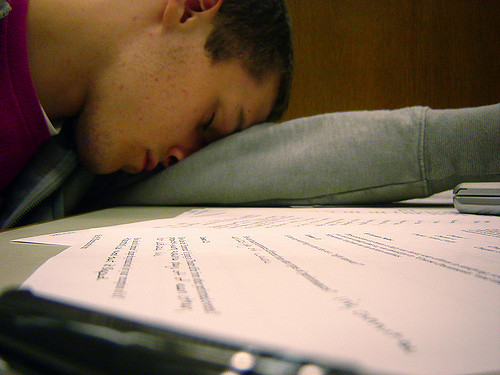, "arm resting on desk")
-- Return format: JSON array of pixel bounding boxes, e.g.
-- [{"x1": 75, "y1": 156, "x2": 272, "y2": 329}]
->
[{"x1": 113, "y1": 104, "x2": 500, "y2": 206}]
